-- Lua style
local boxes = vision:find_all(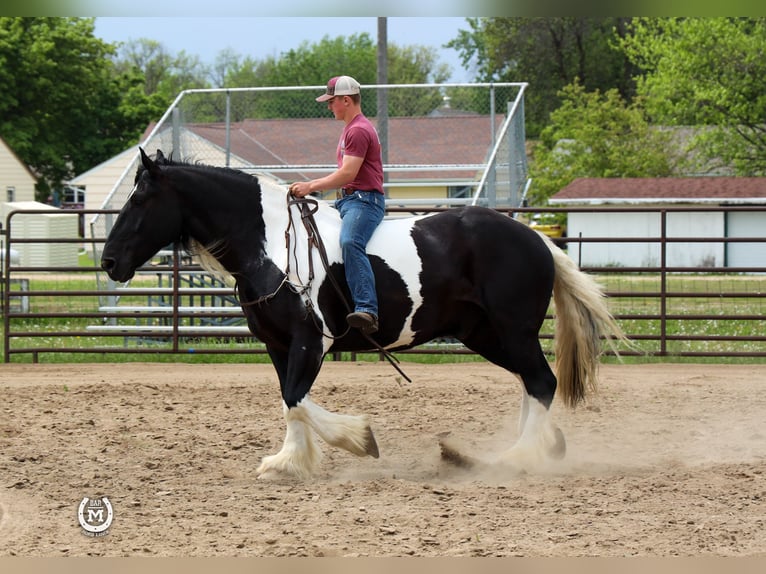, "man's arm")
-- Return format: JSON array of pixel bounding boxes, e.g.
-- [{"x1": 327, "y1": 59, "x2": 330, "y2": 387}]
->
[{"x1": 289, "y1": 154, "x2": 364, "y2": 197}]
